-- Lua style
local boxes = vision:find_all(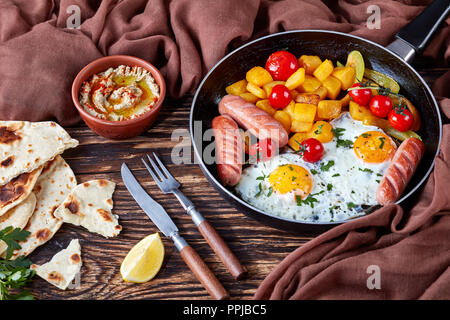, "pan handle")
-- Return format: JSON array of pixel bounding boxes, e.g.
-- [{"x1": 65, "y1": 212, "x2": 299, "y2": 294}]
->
[{"x1": 386, "y1": 0, "x2": 450, "y2": 63}]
